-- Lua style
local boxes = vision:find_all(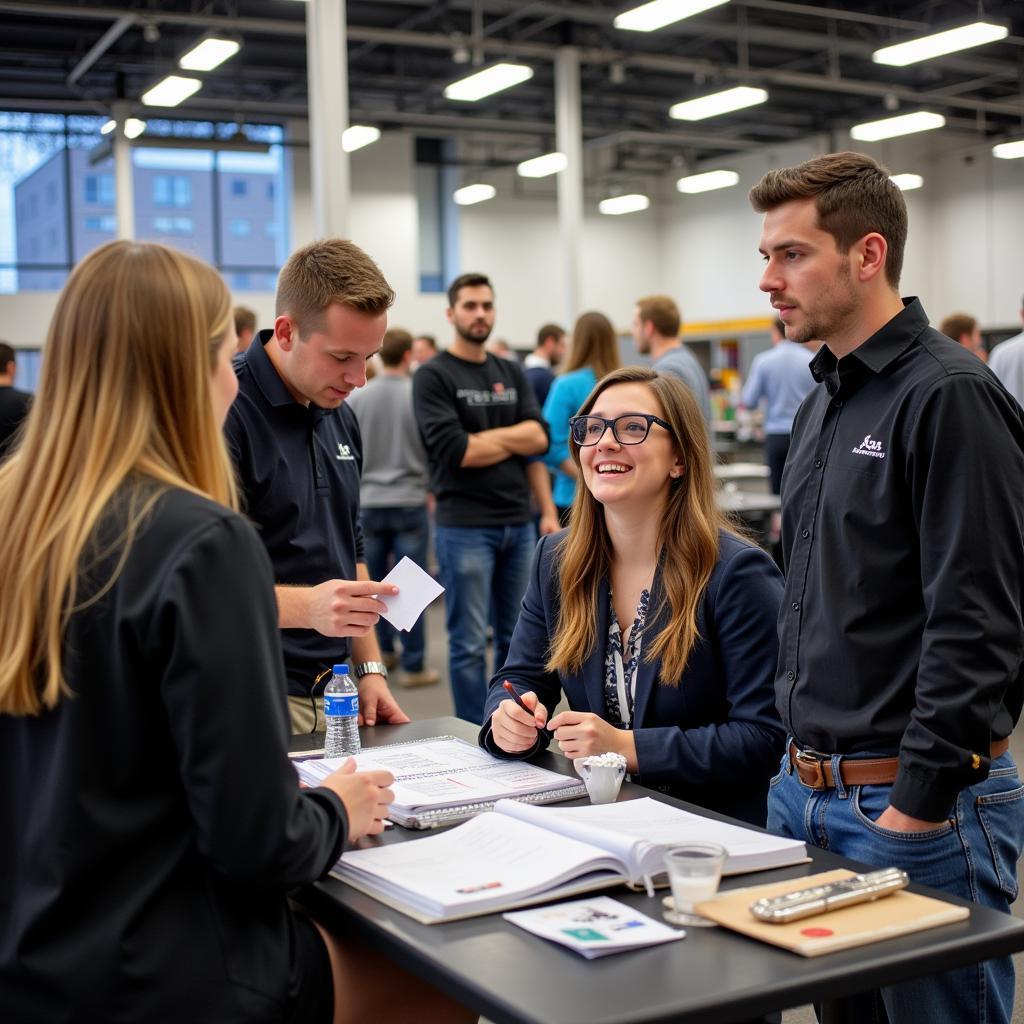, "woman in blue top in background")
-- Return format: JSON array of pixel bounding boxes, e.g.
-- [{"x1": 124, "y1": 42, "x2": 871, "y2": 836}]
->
[
  {"x1": 542, "y1": 311, "x2": 620, "y2": 524},
  {"x1": 481, "y1": 366, "x2": 784, "y2": 825}
]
